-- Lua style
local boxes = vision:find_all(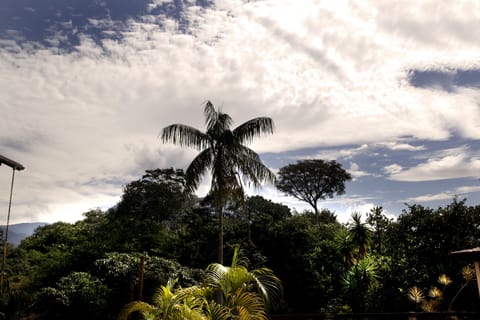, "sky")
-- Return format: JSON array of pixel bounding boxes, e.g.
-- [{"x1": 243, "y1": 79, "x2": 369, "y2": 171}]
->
[{"x1": 1, "y1": 0, "x2": 480, "y2": 224}]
